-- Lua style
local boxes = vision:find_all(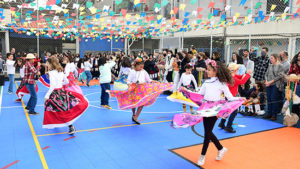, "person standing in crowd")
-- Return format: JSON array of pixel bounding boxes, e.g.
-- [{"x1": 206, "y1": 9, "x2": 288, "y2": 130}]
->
[
  {"x1": 144, "y1": 54, "x2": 157, "y2": 79},
  {"x1": 75, "y1": 54, "x2": 80, "y2": 63},
  {"x1": 8, "y1": 48, "x2": 16, "y2": 60},
  {"x1": 156, "y1": 54, "x2": 165, "y2": 82},
  {"x1": 164, "y1": 50, "x2": 174, "y2": 82},
  {"x1": 190, "y1": 45, "x2": 197, "y2": 55},
  {"x1": 6, "y1": 54, "x2": 15, "y2": 94},
  {"x1": 172, "y1": 54, "x2": 180, "y2": 92},
  {"x1": 231, "y1": 52, "x2": 243, "y2": 64},
  {"x1": 179, "y1": 51, "x2": 190, "y2": 76},
  {"x1": 84, "y1": 57, "x2": 93, "y2": 87},
  {"x1": 24, "y1": 53, "x2": 40, "y2": 115},
  {"x1": 0, "y1": 53, "x2": 3, "y2": 73},
  {"x1": 212, "y1": 52, "x2": 221, "y2": 62},
  {"x1": 280, "y1": 51, "x2": 290, "y2": 74},
  {"x1": 15, "y1": 58, "x2": 26, "y2": 102},
  {"x1": 91, "y1": 54, "x2": 100, "y2": 79},
  {"x1": 144, "y1": 4, "x2": 149, "y2": 11},
  {"x1": 263, "y1": 54, "x2": 285, "y2": 121},
  {"x1": 250, "y1": 47, "x2": 270, "y2": 82},
  {"x1": 289, "y1": 52, "x2": 300, "y2": 75},
  {"x1": 99, "y1": 57, "x2": 116, "y2": 109},
  {"x1": 243, "y1": 49, "x2": 255, "y2": 74},
  {"x1": 240, "y1": 49, "x2": 255, "y2": 92},
  {"x1": 193, "y1": 52, "x2": 207, "y2": 84}
]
